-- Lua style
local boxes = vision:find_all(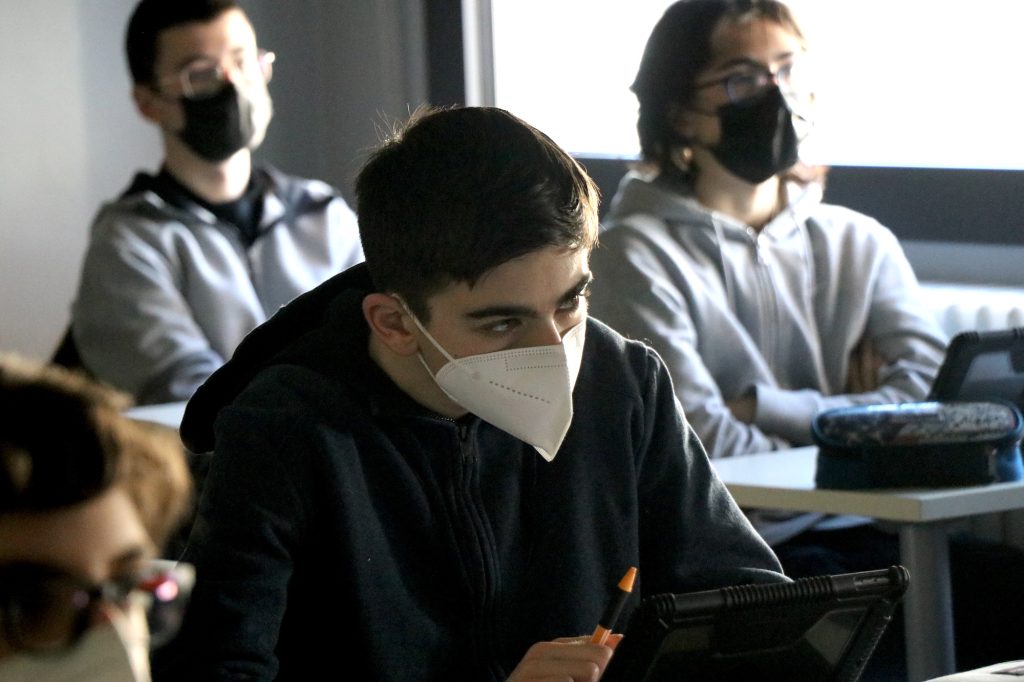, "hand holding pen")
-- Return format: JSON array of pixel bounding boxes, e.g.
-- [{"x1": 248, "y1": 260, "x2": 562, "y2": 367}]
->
[{"x1": 507, "y1": 567, "x2": 637, "y2": 682}]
